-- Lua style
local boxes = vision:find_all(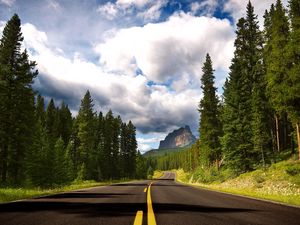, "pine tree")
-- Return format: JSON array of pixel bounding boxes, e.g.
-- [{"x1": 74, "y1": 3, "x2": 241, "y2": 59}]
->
[
  {"x1": 76, "y1": 90, "x2": 96, "y2": 180},
  {"x1": 53, "y1": 137, "x2": 72, "y2": 185},
  {"x1": 136, "y1": 151, "x2": 147, "y2": 179},
  {"x1": 94, "y1": 112, "x2": 105, "y2": 181},
  {"x1": 198, "y1": 53, "x2": 222, "y2": 168},
  {"x1": 127, "y1": 121, "x2": 137, "y2": 177},
  {"x1": 120, "y1": 122, "x2": 129, "y2": 177},
  {"x1": 102, "y1": 110, "x2": 115, "y2": 179},
  {"x1": 0, "y1": 14, "x2": 38, "y2": 184},
  {"x1": 57, "y1": 102, "x2": 73, "y2": 146},
  {"x1": 25, "y1": 118, "x2": 48, "y2": 186},
  {"x1": 222, "y1": 2, "x2": 266, "y2": 173},
  {"x1": 286, "y1": 0, "x2": 300, "y2": 159},
  {"x1": 265, "y1": 0, "x2": 290, "y2": 152},
  {"x1": 36, "y1": 95, "x2": 46, "y2": 128},
  {"x1": 45, "y1": 99, "x2": 58, "y2": 149}
]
